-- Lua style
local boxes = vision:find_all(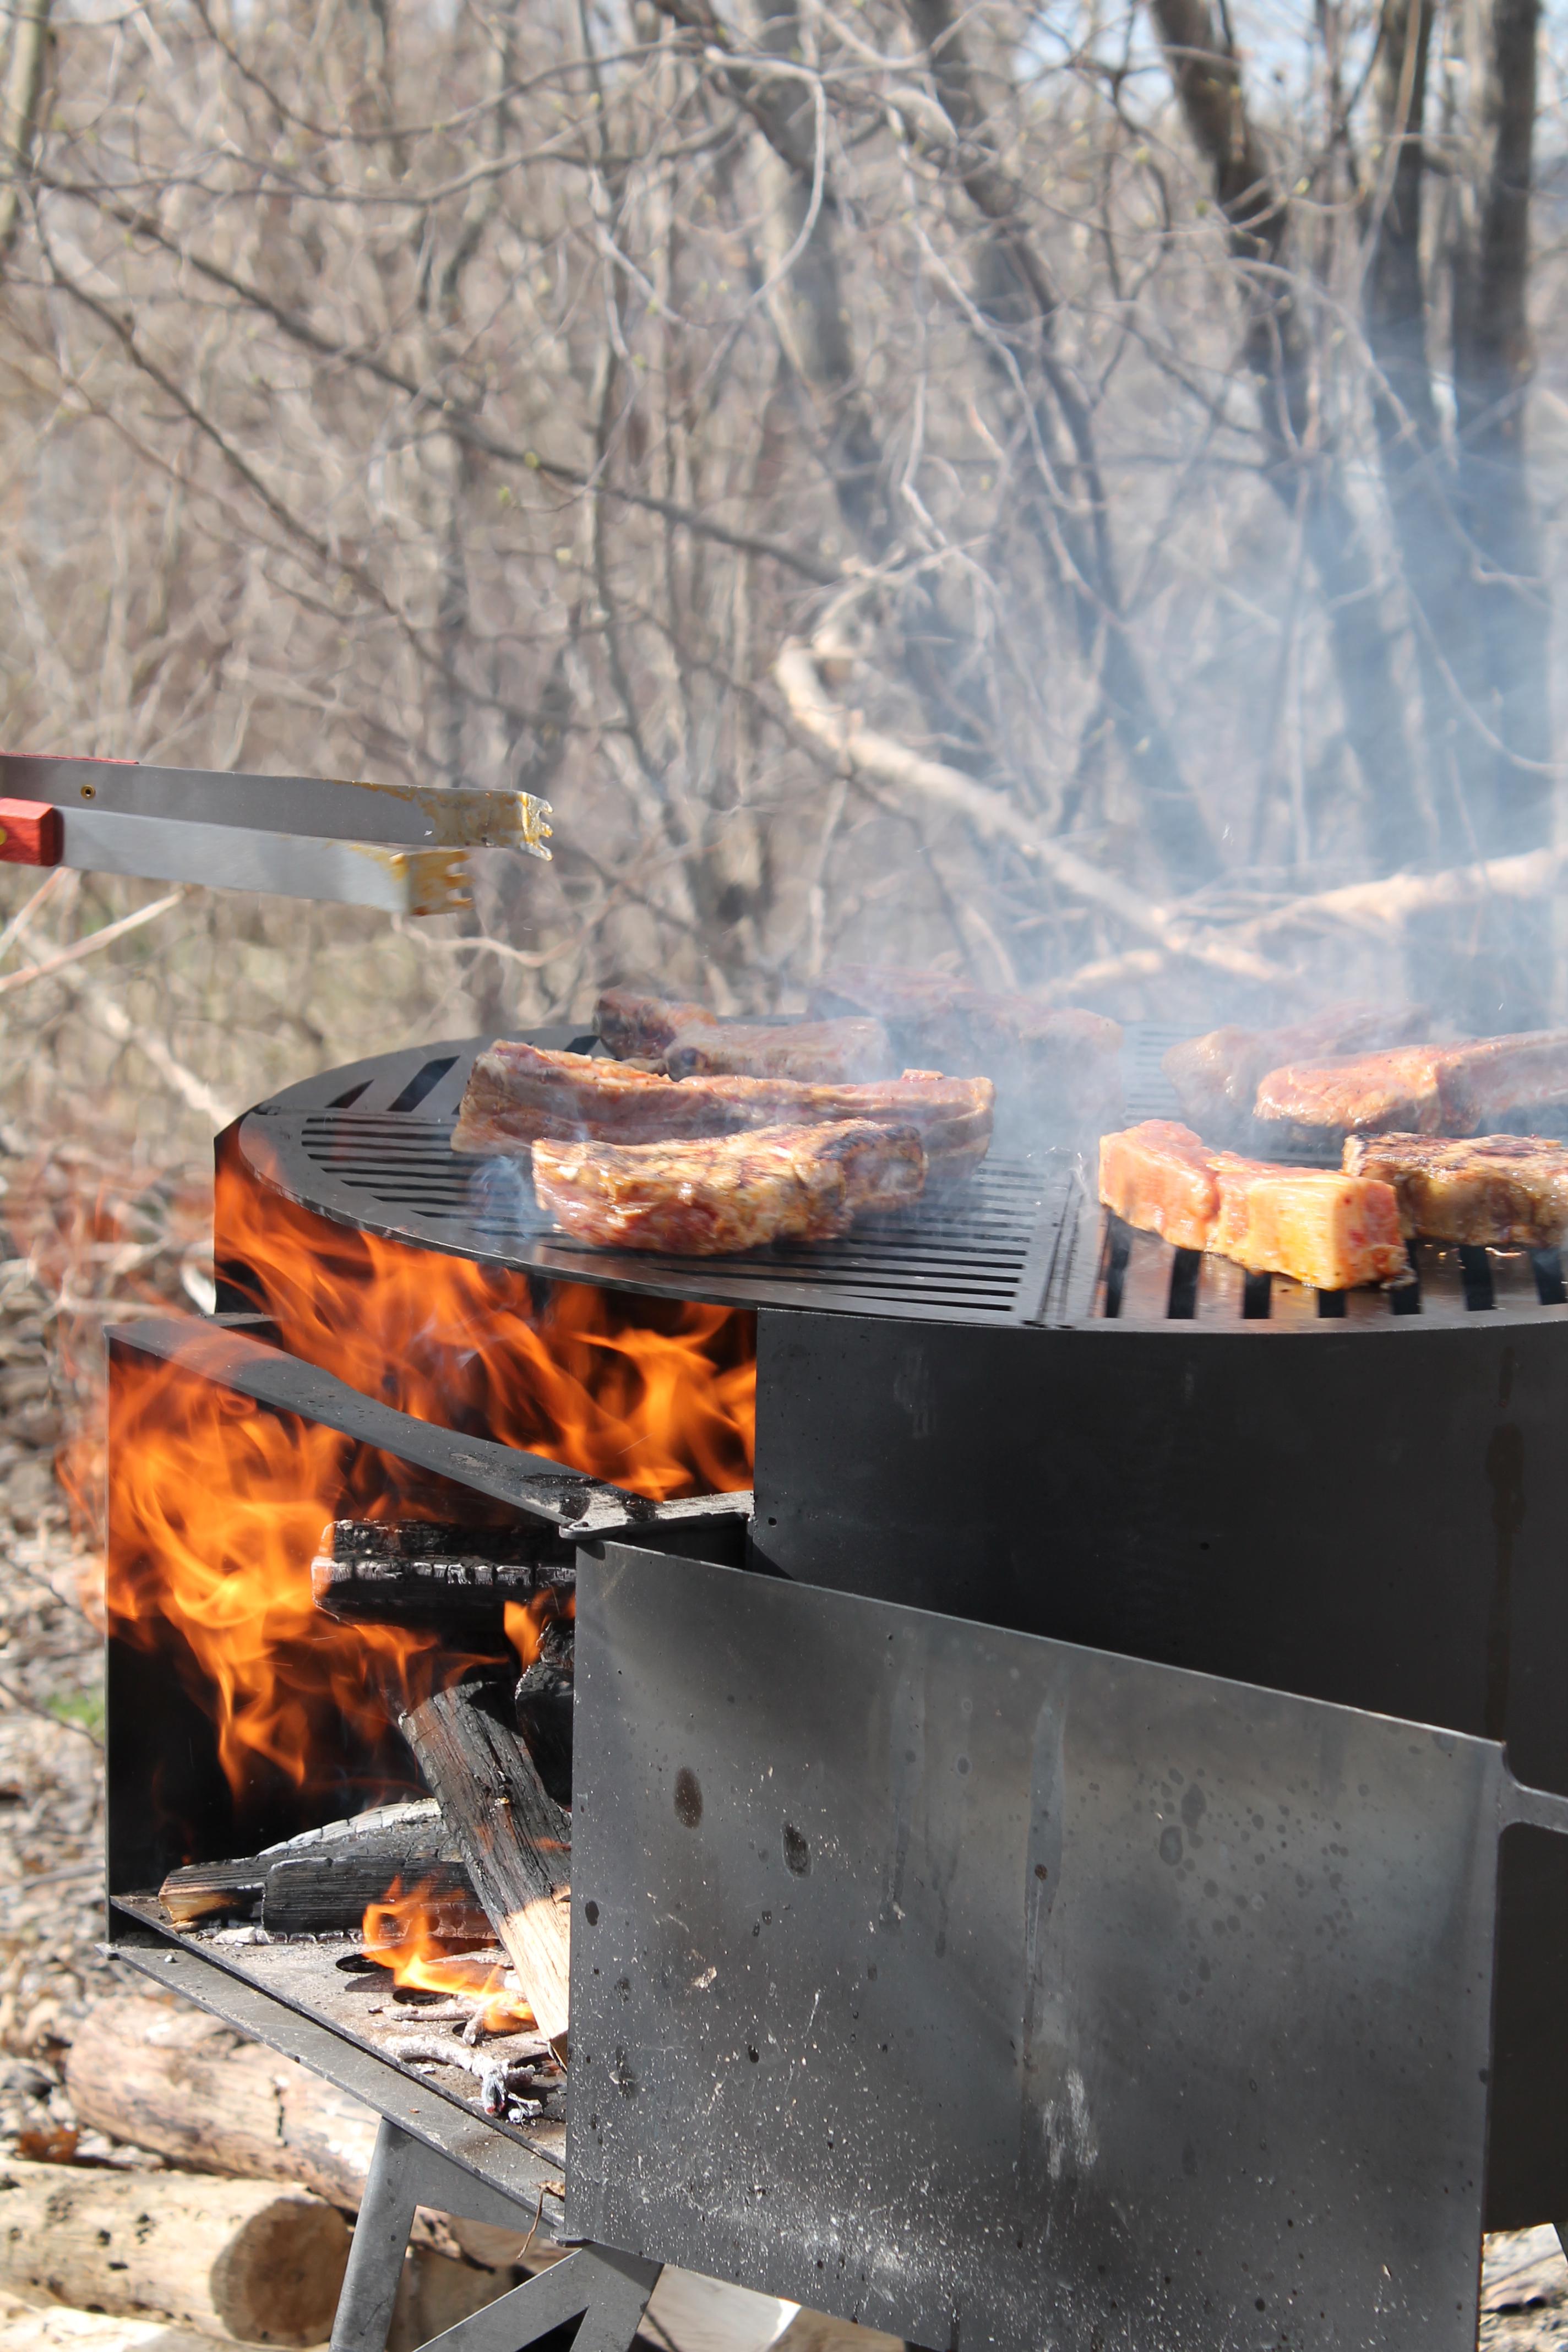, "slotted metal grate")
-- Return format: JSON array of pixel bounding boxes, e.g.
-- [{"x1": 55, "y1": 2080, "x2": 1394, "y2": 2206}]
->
[
  {"x1": 235, "y1": 1030, "x2": 1568, "y2": 1331},
  {"x1": 237, "y1": 1035, "x2": 1070, "y2": 1326}
]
